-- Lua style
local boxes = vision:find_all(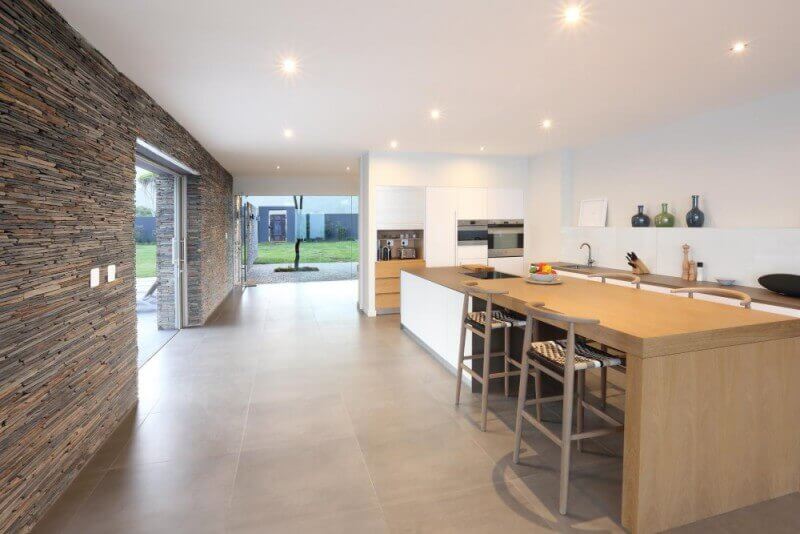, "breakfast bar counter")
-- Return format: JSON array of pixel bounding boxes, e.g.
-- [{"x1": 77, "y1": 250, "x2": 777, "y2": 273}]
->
[{"x1": 400, "y1": 266, "x2": 800, "y2": 533}]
